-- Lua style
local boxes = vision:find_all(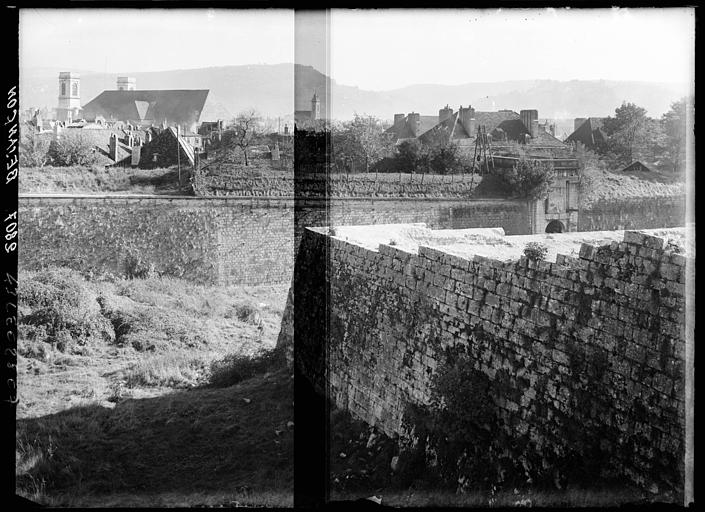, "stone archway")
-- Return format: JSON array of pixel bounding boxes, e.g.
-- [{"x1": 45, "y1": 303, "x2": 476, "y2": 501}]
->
[{"x1": 545, "y1": 220, "x2": 565, "y2": 233}]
